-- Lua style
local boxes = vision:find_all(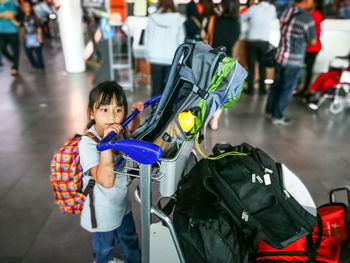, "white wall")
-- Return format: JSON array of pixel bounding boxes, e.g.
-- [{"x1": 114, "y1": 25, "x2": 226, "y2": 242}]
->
[{"x1": 314, "y1": 19, "x2": 350, "y2": 73}]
